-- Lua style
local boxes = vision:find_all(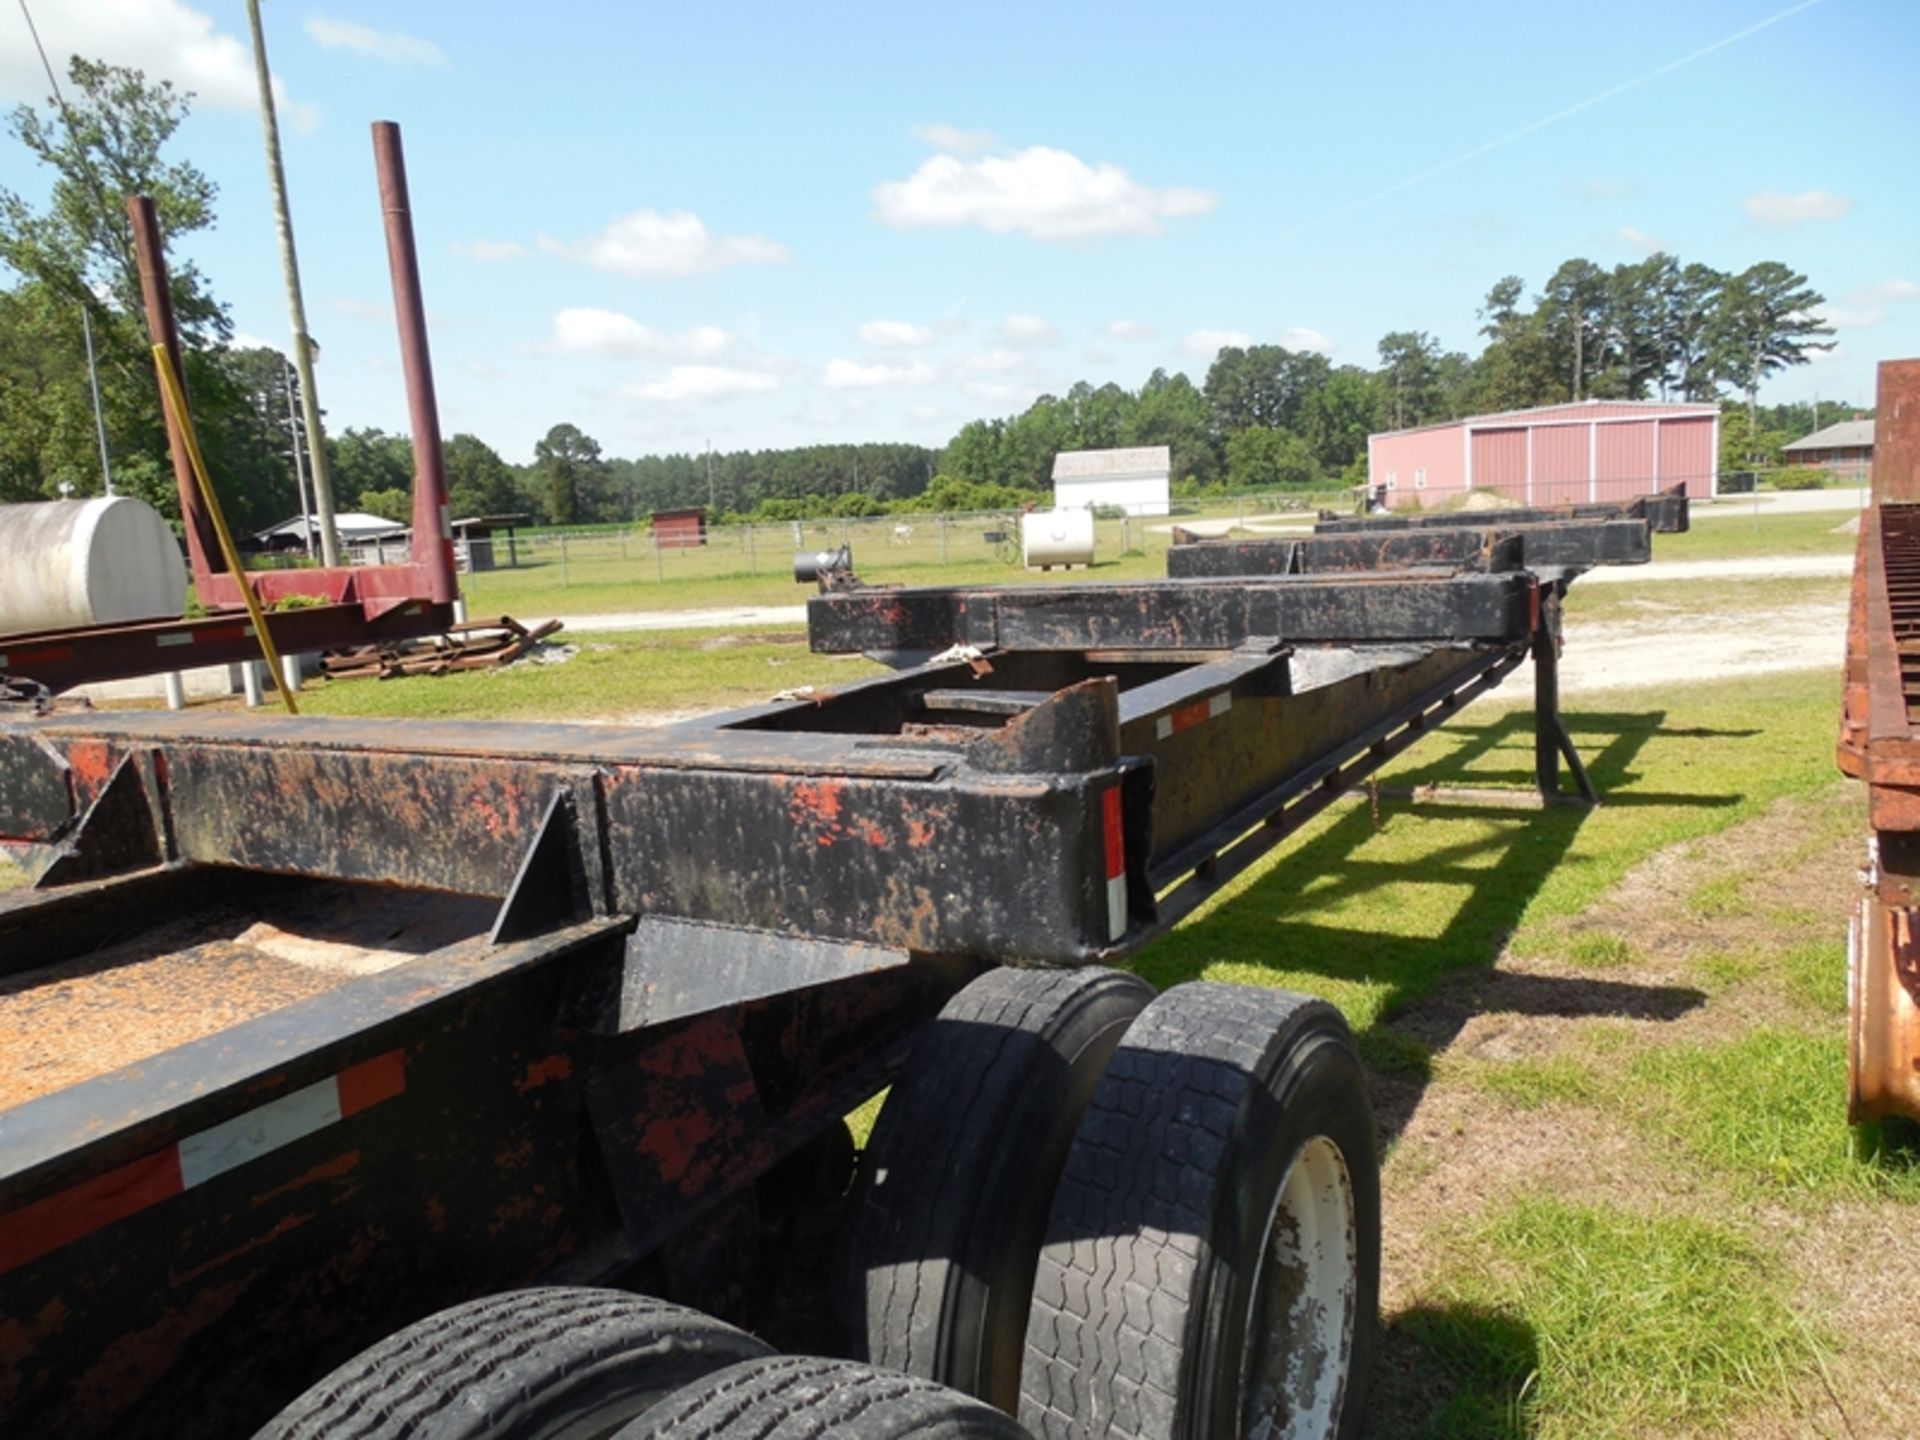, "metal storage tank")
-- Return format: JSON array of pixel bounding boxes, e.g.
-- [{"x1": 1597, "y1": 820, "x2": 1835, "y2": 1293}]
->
[
  {"x1": 1022, "y1": 508, "x2": 1096, "y2": 569},
  {"x1": 0, "y1": 497, "x2": 188, "y2": 636}
]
